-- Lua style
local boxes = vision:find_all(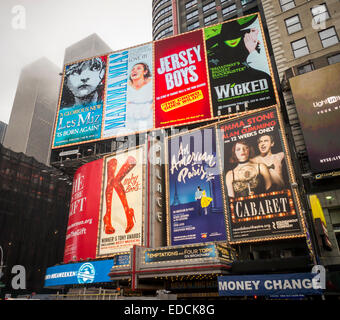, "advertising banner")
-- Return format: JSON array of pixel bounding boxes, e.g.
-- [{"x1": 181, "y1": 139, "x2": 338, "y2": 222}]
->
[
  {"x1": 63, "y1": 159, "x2": 103, "y2": 263},
  {"x1": 97, "y1": 146, "x2": 145, "y2": 256},
  {"x1": 204, "y1": 13, "x2": 276, "y2": 116},
  {"x1": 289, "y1": 63, "x2": 340, "y2": 173},
  {"x1": 53, "y1": 55, "x2": 107, "y2": 147},
  {"x1": 103, "y1": 43, "x2": 154, "y2": 137},
  {"x1": 217, "y1": 107, "x2": 303, "y2": 242},
  {"x1": 144, "y1": 244, "x2": 216, "y2": 264},
  {"x1": 44, "y1": 259, "x2": 114, "y2": 287},
  {"x1": 154, "y1": 30, "x2": 212, "y2": 128},
  {"x1": 218, "y1": 273, "x2": 323, "y2": 296},
  {"x1": 166, "y1": 127, "x2": 227, "y2": 246}
]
